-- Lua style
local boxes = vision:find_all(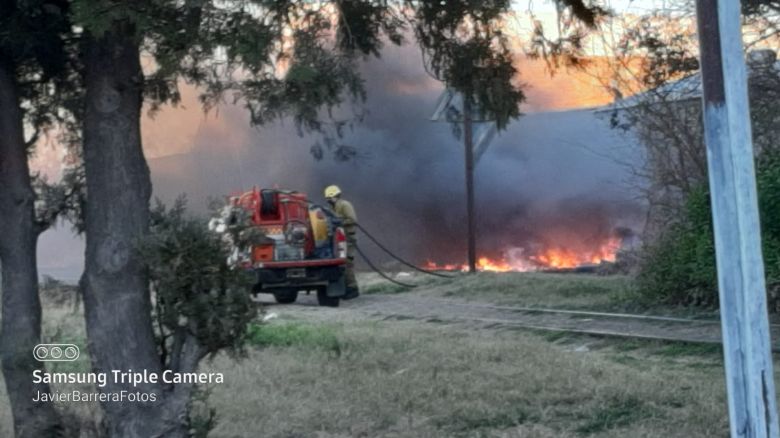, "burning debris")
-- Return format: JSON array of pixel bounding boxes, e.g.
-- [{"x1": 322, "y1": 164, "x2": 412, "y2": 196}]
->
[{"x1": 424, "y1": 233, "x2": 632, "y2": 273}]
